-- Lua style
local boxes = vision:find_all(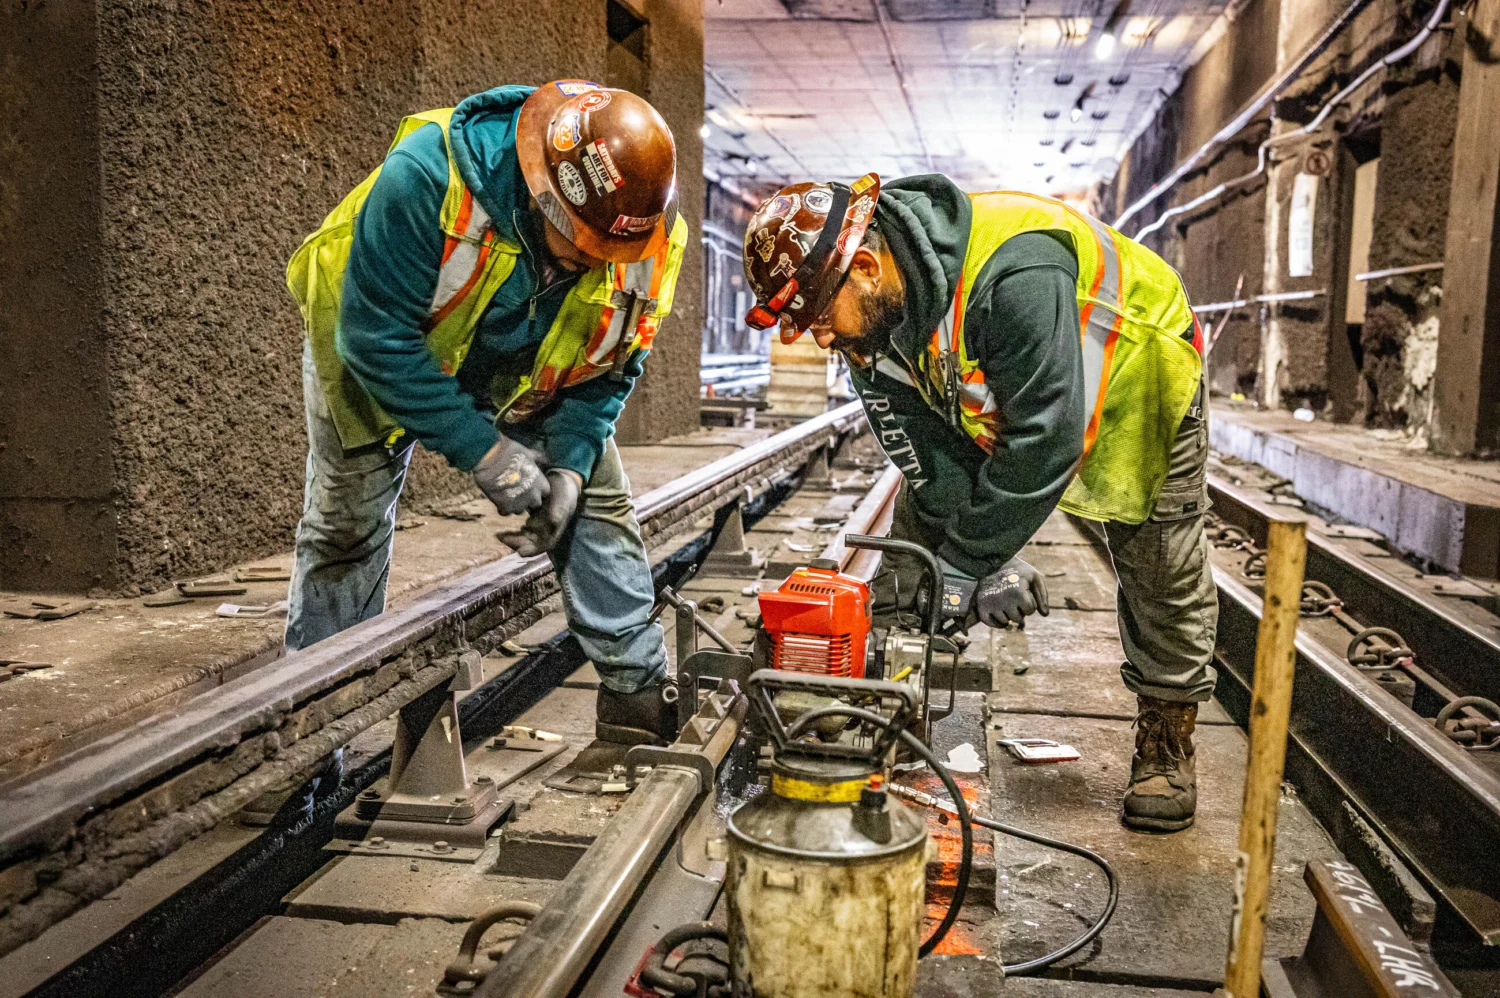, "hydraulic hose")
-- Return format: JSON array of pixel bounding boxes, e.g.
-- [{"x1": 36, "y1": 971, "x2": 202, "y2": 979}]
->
[{"x1": 976, "y1": 813, "x2": 1120, "y2": 974}]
